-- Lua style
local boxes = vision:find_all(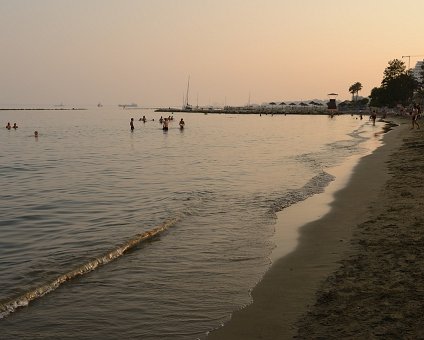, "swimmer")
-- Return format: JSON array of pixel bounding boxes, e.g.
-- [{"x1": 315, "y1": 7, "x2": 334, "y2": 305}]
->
[
  {"x1": 130, "y1": 118, "x2": 134, "y2": 131},
  {"x1": 179, "y1": 118, "x2": 185, "y2": 129},
  {"x1": 12, "y1": 123, "x2": 18, "y2": 129},
  {"x1": 162, "y1": 118, "x2": 169, "y2": 131},
  {"x1": 6, "y1": 122, "x2": 11, "y2": 129},
  {"x1": 34, "y1": 131, "x2": 39, "y2": 137}
]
